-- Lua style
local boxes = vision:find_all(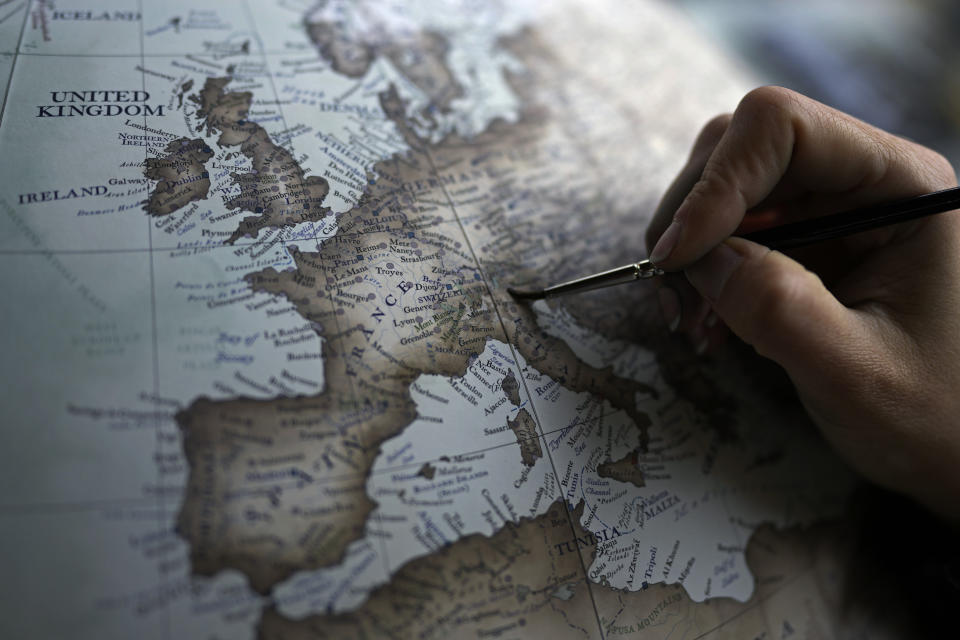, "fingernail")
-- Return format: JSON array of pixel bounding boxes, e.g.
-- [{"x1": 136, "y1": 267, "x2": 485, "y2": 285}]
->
[
  {"x1": 649, "y1": 221, "x2": 681, "y2": 264},
  {"x1": 684, "y1": 242, "x2": 743, "y2": 303},
  {"x1": 705, "y1": 311, "x2": 719, "y2": 328},
  {"x1": 657, "y1": 287, "x2": 681, "y2": 332}
]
